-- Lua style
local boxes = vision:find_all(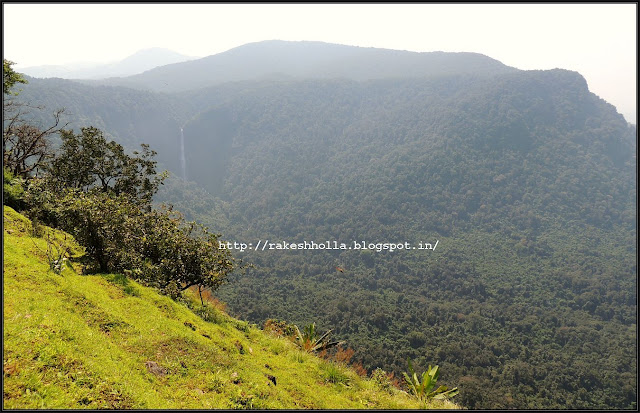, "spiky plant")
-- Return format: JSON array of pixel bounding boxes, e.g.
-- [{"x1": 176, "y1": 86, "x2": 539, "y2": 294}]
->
[
  {"x1": 403, "y1": 359, "x2": 459, "y2": 402},
  {"x1": 294, "y1": 323, "x2": 344, "y2": 353}
]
